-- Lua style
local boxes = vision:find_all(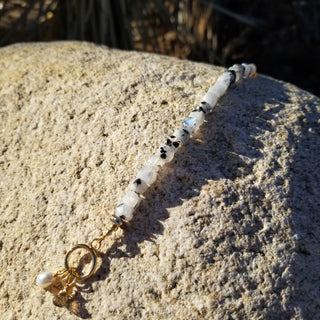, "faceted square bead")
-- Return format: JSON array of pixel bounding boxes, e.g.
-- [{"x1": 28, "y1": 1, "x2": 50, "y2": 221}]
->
[
  {"x1": 241, "y1": 63, "x2": 251, "y2": 78},
  {"x1": 188, "y1": 110, "x2": 205, "y2": 128},
  {"x1": 129, "y1": 178, "x2": 149, "y2": 194},
  {"x1": 137, "y1": 165, "x2": 158, "y2": 185},
  {"x1": 211, "y1": 78, "x2": 229, "y2": 97},
  {"x1": 225, "y1": 70, "x2": 236, "y2": 85},
  {"x1": 158, "y1": 145, "x2": 175, "y2": 163},
  {"x1": 228, "y1": 64, "x2": 245, "y2": 81},
  {"x1": 123, "y1": 191, "x2": 141, "y2": 208},
  {"x1": 239, "y1": 63, "x2": 256, "y2": 78},
  {"x1": 183, "y1": 117, "x2": 198, "y2": 134},
  {"x1": 172, "y1": 127, "x2": 190, "y2": 145},
  {"x1": 147, "y1": 153, "x2": 167, "y2": 167},
  {"x1": 202, "y1": 91, "x2": 219, "y2": 109},
  {"x1": 219, "y1": 70, "x2": 234, "y2": 83},
  {"x1": 250, "y1": 64, "x2": 257, "y2": 76},
  {"x1": 165, "y1": 137, "x2": 181, "y2": 149},
  {"x1": 115, "y1": 203, "x2": 134, "y2": 221},
  {"x1": 197, "y1": 102, "x2": 211, "y2": 113}
]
